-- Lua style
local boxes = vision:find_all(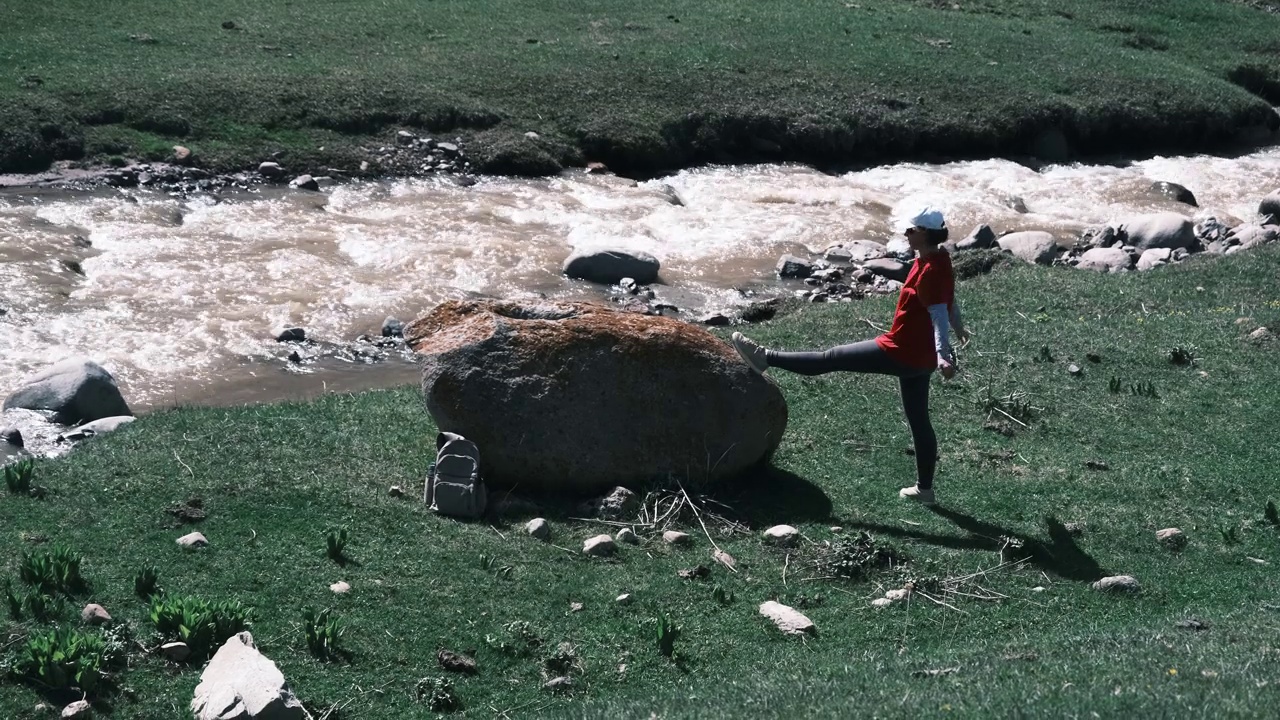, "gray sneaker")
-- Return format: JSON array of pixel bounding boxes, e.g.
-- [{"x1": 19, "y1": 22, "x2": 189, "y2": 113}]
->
[
  {"x1": 731, "y1": 332, "x2": 769, "y2": 375},
  {"x1": 899, "y1": 485, "x2": 936, "y2": 505}
]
